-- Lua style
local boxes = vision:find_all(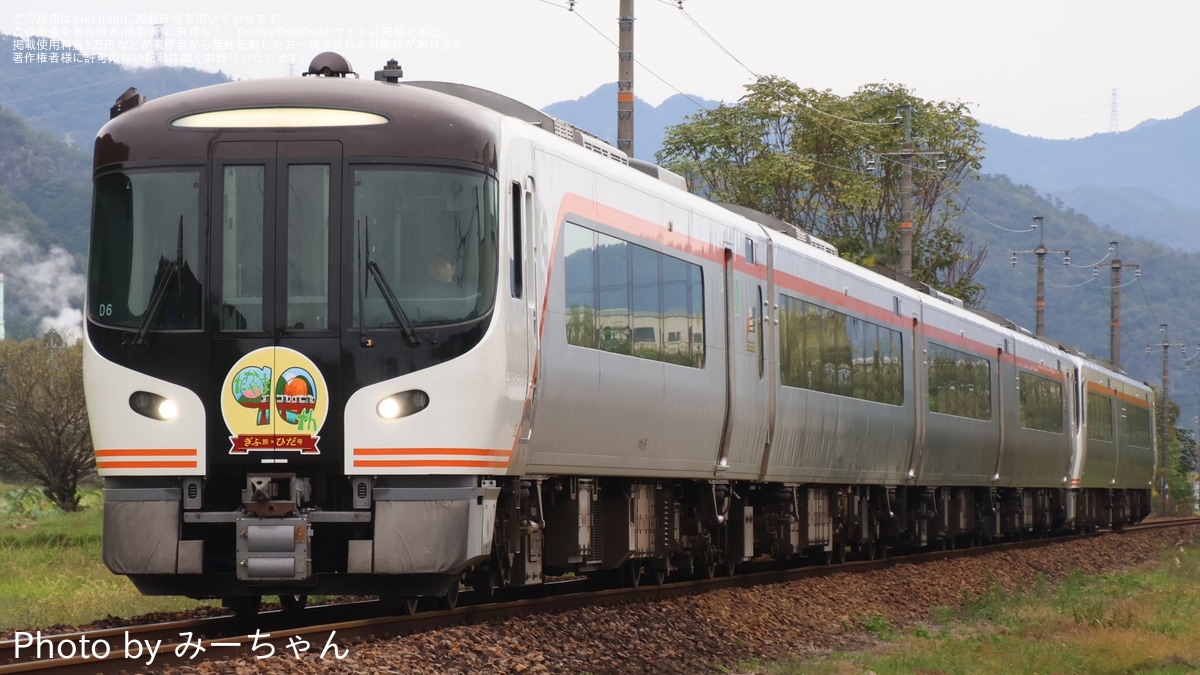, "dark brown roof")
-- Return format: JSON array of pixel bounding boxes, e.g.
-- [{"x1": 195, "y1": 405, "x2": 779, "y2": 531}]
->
[{"x1": 95, "y1": 77, "x2": 501, "y2": 169}]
